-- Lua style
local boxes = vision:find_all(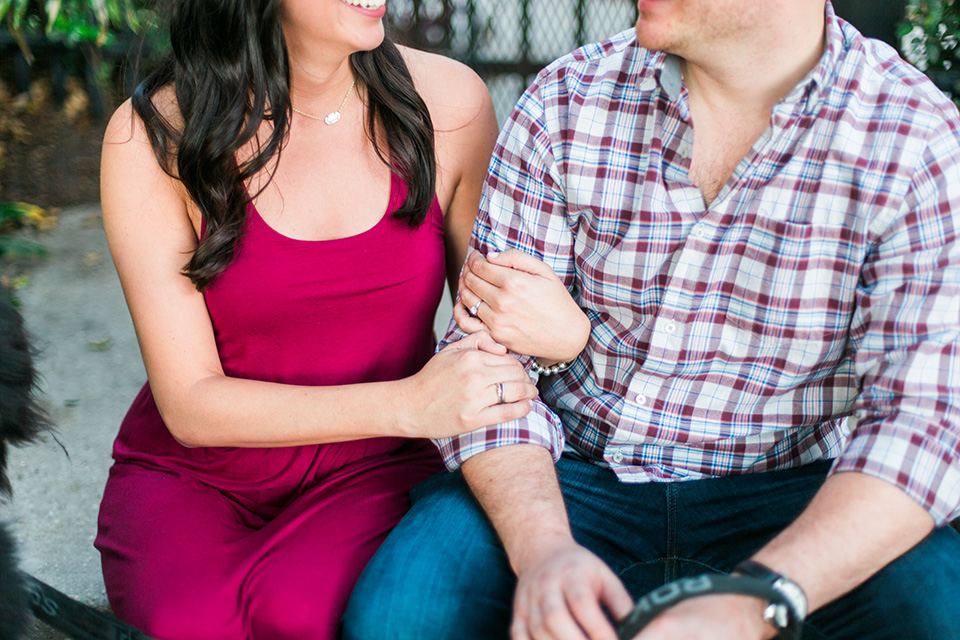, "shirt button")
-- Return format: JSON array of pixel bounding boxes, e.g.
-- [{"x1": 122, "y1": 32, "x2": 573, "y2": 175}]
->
[
  {"x1": 636, "y1": 393, "x2": 647, "y2": 405},
  {"x1": 612, "y1": 450, "x2": 624, "y2": 463},
  {"x1": 855, "y1": 409, "x2": 867, "y2": 420},
  {"x1": 664, "y1": 321, "x2": 677, "y2": 334},
  {"x1": 693, "y1": 224, "x2": 706, "y2": 239}
]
